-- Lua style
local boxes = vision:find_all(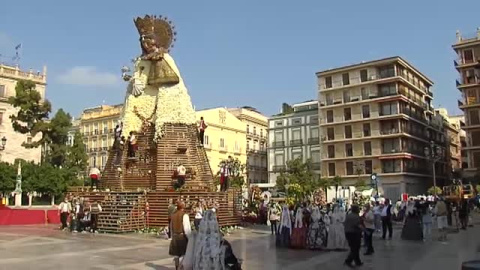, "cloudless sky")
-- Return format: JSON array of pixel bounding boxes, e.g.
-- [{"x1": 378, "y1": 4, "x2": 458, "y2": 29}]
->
[{"x1": 1, "y1": 0, "x2": 479, "y2": 118}]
